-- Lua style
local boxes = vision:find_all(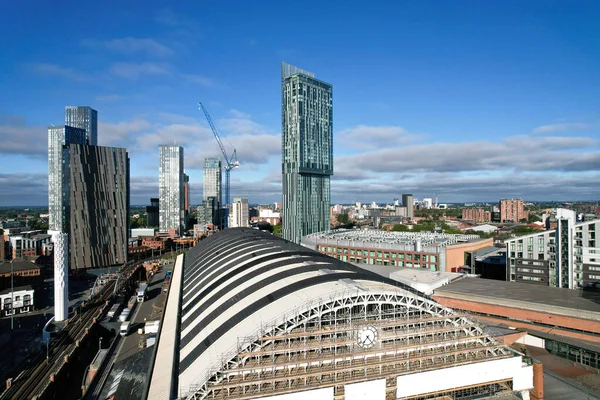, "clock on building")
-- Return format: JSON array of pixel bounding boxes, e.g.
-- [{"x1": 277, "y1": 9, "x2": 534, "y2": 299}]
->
[{"x1": 357, "y1": 325, "x2": 378, "y2": 348}]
